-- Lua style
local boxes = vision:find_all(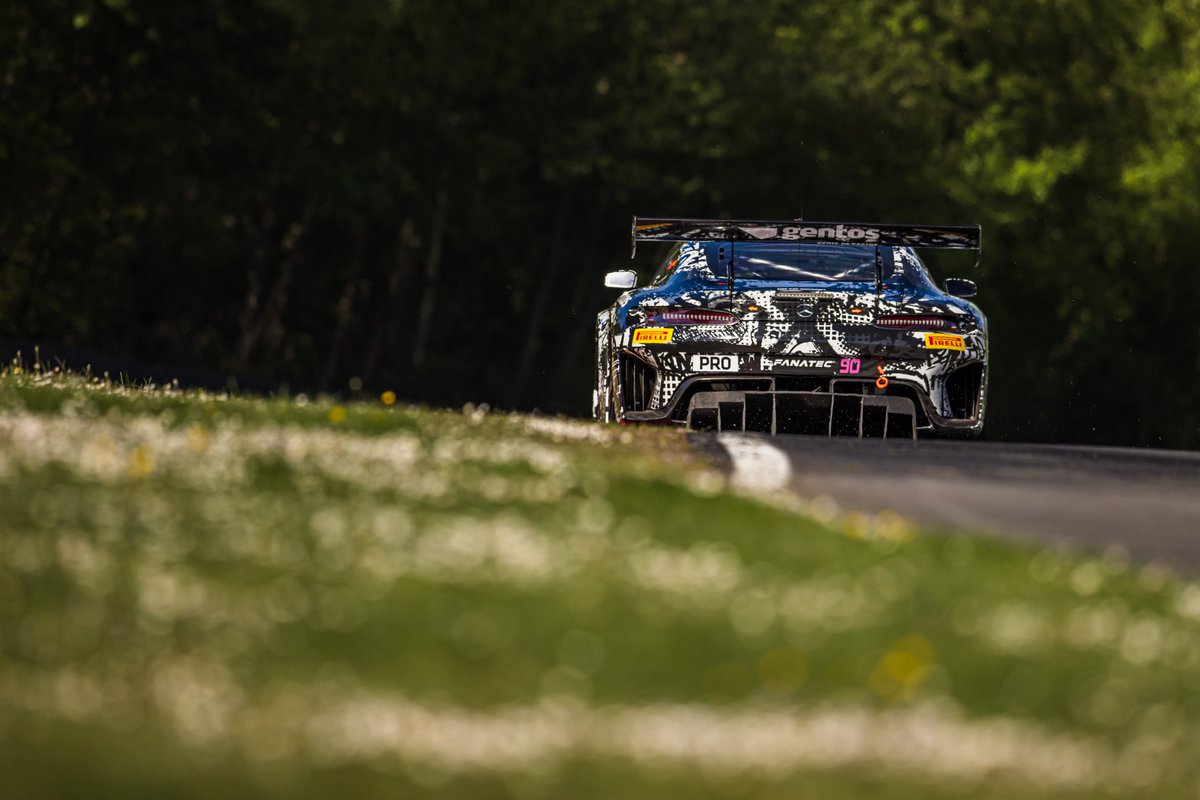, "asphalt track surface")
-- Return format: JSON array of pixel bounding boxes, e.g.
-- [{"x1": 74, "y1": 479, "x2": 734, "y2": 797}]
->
[{"x1": 701, "y1": 434, "x2": 1200, "y2": 570}]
